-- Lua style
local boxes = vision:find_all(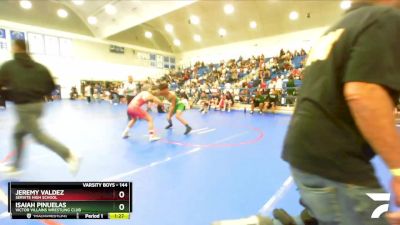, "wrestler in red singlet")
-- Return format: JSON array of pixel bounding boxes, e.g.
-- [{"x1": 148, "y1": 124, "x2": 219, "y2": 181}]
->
[
  {"x1": 122, "y1": 91, "x2": 163, "y2": 142},
  {"x1": 127, "y1": 91, "x2": 150, "y2": 120}
]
